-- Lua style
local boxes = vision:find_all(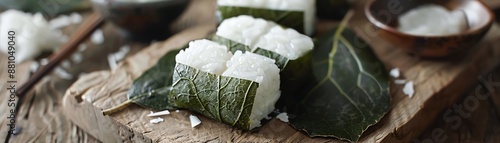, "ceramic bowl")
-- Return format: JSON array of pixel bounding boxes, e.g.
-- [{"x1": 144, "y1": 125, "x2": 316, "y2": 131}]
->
[
  {"x1": 91, "y1": 0, "x2": 191, "y2": 42},
  {"x1": 365, "y1": 0, "x2": 494, "y2": 57}
]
